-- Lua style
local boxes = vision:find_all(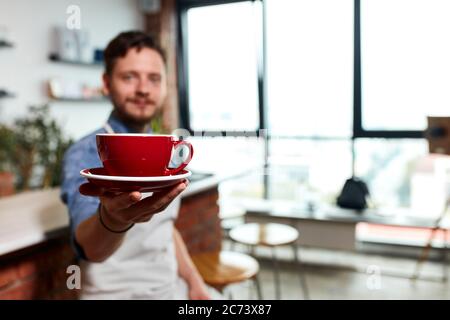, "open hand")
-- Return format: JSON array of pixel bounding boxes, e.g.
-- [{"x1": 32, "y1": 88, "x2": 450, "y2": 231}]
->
[{"x1": 79, "y1": 180, "x2": 189, "y2": 230}]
